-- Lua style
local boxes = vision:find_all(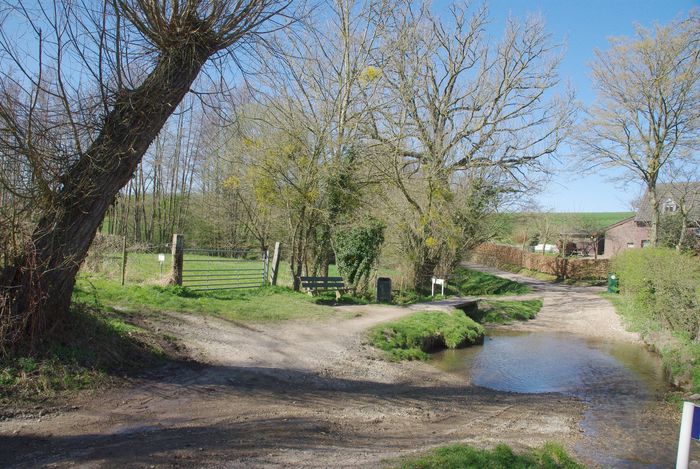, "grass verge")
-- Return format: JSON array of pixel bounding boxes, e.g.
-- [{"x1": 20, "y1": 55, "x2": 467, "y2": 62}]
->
[
  {"x1": 74, "y1": 278, "x2": 336, "y2": 322},
  {"x1": 447, "y1": 267, "x2": 531, "y2": 295},
  {"x1": 391, "y1": 267, "x2": 531, "y2": 305},
  {"x1": 368, "y1": 311, "x2": 485, "y2": 361},
  {"x1": 605, "y1": 292, "x2": 700, "y2": 392},
  {"x1": 474, "y1": 299, "x2": 543, "y2": 324},
  {"x1": 389, "y1": 442, "x2": 583, "y2": 469},
  {"x1": 0, "y1": 303, "x2": 180, "y2": 407}
]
